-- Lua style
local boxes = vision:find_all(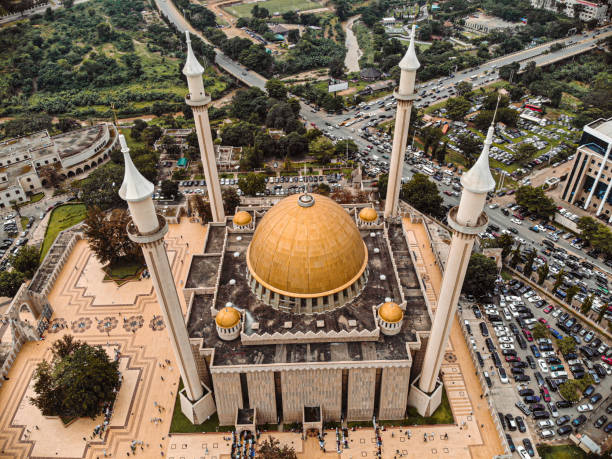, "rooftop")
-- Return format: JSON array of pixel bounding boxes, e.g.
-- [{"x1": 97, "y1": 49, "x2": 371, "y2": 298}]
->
[
  {"x1": 185, "y1": 209, "x2": 431, "y2": 368},
  {"x1": 587, "y1": 117, "x2": 612, "y2": 140}
]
